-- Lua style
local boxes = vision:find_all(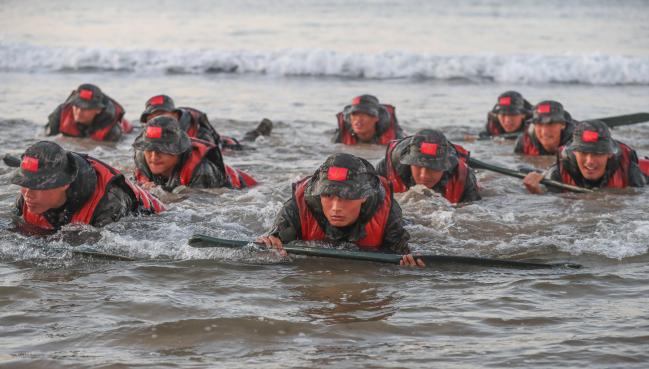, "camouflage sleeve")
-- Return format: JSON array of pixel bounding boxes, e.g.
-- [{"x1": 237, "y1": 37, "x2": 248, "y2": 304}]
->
[
  {"x1": 513, "y1": 135, "x2": 525, "y2": 154},
  {"x1": 93, "y1": 108, "x2": 122, "y2": 141},
  {"x1": 392, "y1": 111, "x2": 406, "y2": 139},
  {"x1": 45, "y1": 105, "x2": 63, "y2": 136},
  {"x1": 376, "y1": 139, "x2": 404, "y2": 177},
  {"x1": 545, "y1": 164, "x2": 564, "y2": 193},
  {"x1": 102, "y1": 123, "x2": 123, "y2": 142},
  {"x1": 188, "y1": 160, "x2": 229, "y2": 188},
  {"x1": 381, "y1": 201, "x2": 410, "y2": 254},
  {"x1": 198, "y1": 114, "x2": 221, "y2": 144},
  {"x1": 375, "y1": 158, "x2": 387, "y2": 176},
  {"x1": 481, "y1": 112, "x2": 497, "y2": 137},
  {"x1": 332, "y1": 112, "x2": 344, "y2": 143},
  {"x1": 219, "y1": 135, "x2": 244, "y2": 150},
  {"x1": 267, "y1": 197, "x2": 300, "y2": 243},
  {"x1": 332, "y1": 128, "x2": 343, "y2": 143},
  {"x1": 91, "y1": 184, "x2": 136, "y2": 227},
  {"x1": 14, "y1": 195, "x2": 24, "y2": 217},
  {"x1": 623, "y1": 149, "x2": 647, "y2": 187},
  {"x1": 627, "y1": 162, "x2": 647, "y2": 187},
  {"x1": 460, "y1": 169, "x2": 482, "y2": 202},
  {"x1": 478, "y1": 131, "x2": 491, "y2": 139}
]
